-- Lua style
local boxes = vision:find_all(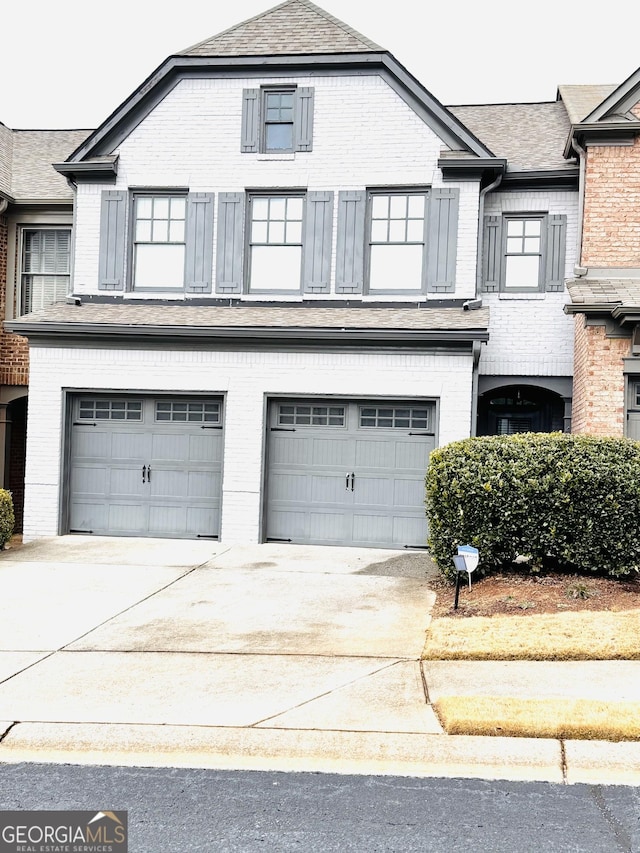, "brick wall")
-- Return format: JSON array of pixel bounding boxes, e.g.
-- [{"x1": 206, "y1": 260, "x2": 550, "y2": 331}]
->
[
  {"x1": 571, "y1": 315, "x2": 627, "y2": 435},
  {"x1": 0, "y1": 214, "x2": 29, "y2": 386},
  {"x1": 581, "y1": 136, "x2": 640, "y2": 267}
]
